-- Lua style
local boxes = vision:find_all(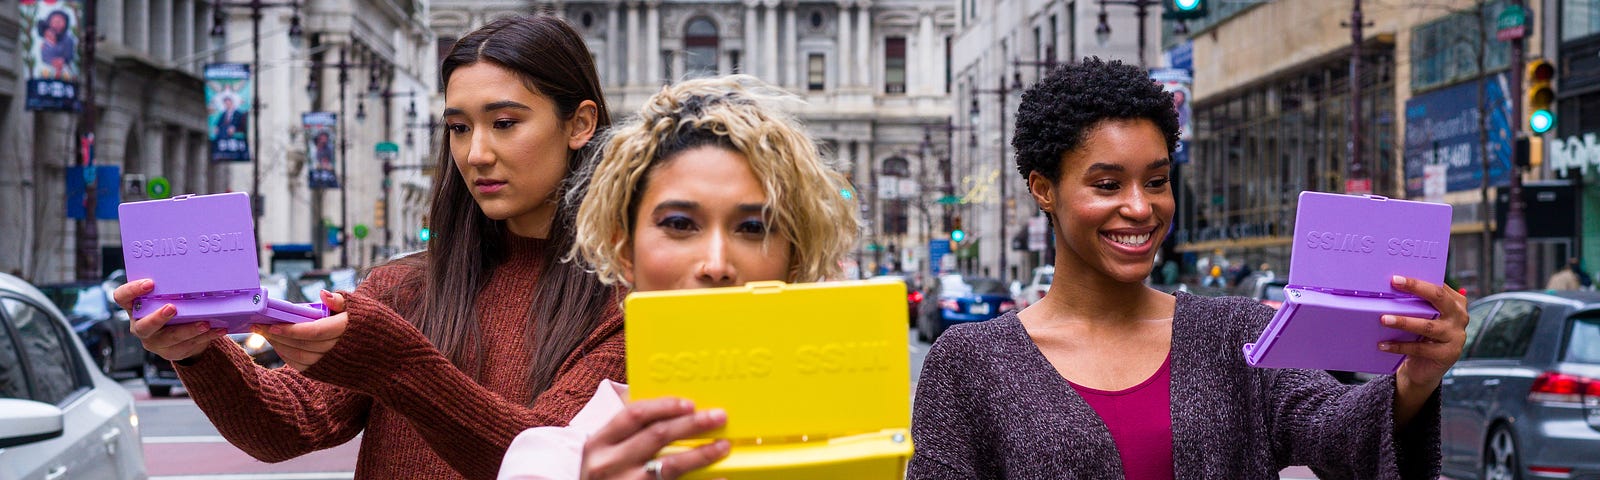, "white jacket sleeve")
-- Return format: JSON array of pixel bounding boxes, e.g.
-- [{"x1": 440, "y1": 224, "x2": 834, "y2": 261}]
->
[{"x1": 499, "y1": 380, "x2": 630, "y2": 480}]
